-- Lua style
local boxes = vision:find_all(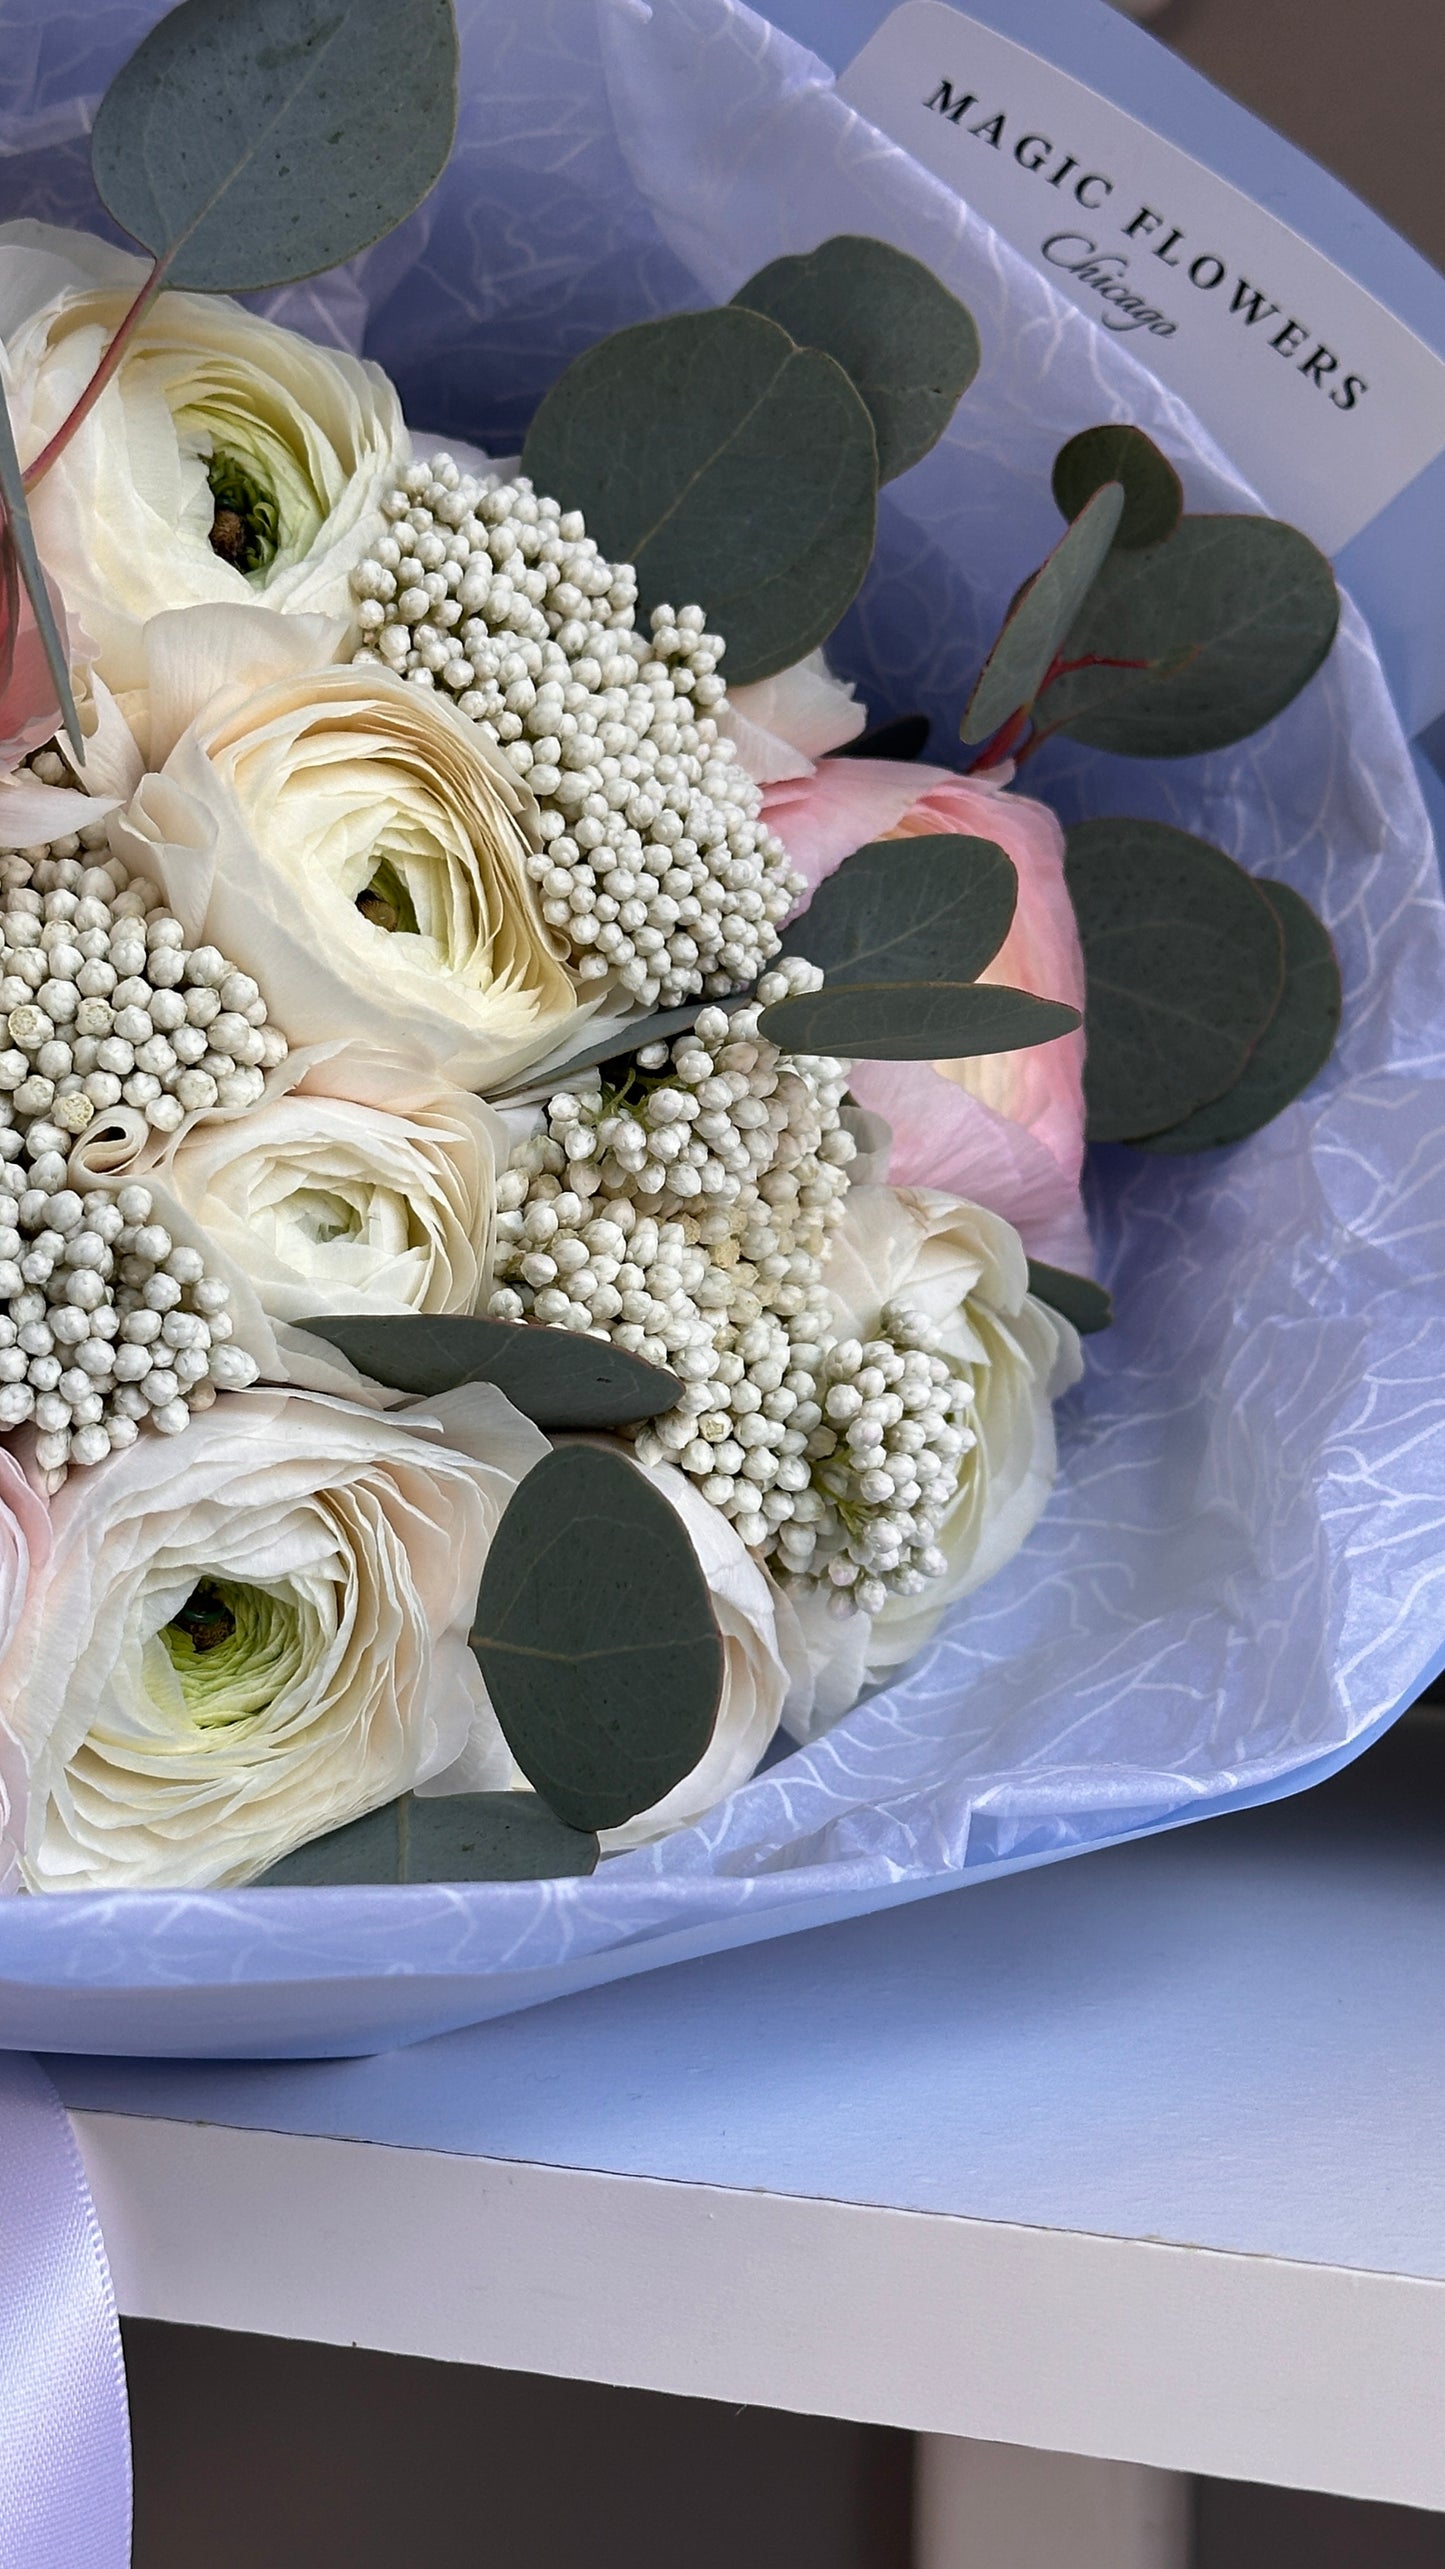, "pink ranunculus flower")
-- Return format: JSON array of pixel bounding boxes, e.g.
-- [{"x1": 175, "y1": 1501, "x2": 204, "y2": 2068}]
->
[
  {"x1": 763, "y1": 758, "x2": 1092, "y2": 1275},
  {"x1": 0, "y1": 573, "x2": 119, "y2": 848}
]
